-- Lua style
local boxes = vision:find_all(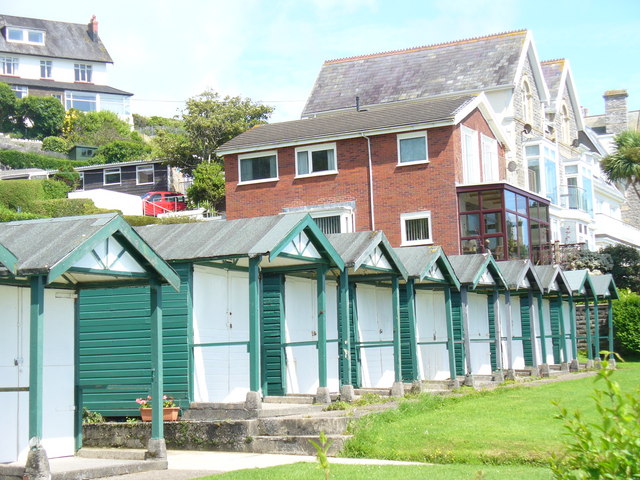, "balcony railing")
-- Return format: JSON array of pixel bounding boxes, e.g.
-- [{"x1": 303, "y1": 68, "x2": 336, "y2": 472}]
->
[{"x1": 560, "y1": 185, "x2": 587, "y2": 211}]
